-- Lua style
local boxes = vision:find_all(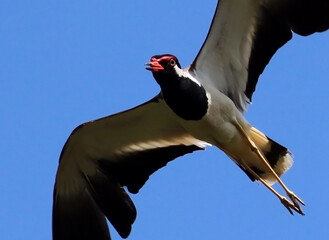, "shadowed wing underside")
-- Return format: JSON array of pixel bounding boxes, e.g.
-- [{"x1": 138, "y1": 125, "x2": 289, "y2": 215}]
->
[
  {"x1": 189, "y1": 0, "x2": 329, "y2": 111},
  {"x1": 53, "y1": 95, "x2": 208, "y2": 240}
]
